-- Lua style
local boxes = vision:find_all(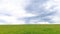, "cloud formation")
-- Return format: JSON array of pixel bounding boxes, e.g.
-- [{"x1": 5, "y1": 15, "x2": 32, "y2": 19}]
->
[
  {"x1": 25, "y1": 0, "x2": 60, "y2": 24},
  {"x1": 0, "y1": 0, "x2": 60, "y2": 24},
  {"x1": 0, "y1": 0, "x2": 36, "y2": 24}
]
